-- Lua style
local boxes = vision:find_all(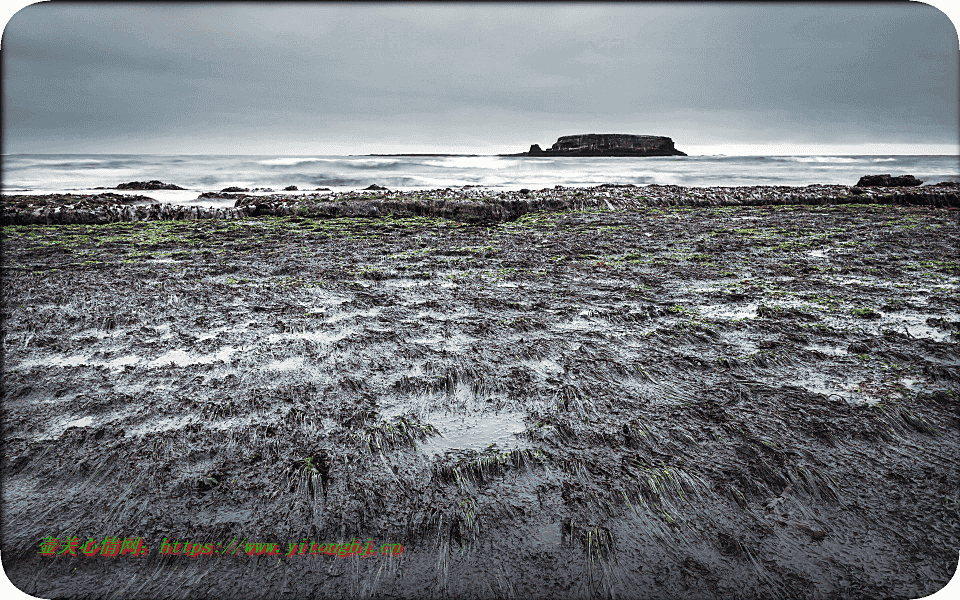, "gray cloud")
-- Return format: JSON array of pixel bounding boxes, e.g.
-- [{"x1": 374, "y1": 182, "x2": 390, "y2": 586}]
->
[{"x1": 3, "y1": 3, "x2": 958, "y2": 154}]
